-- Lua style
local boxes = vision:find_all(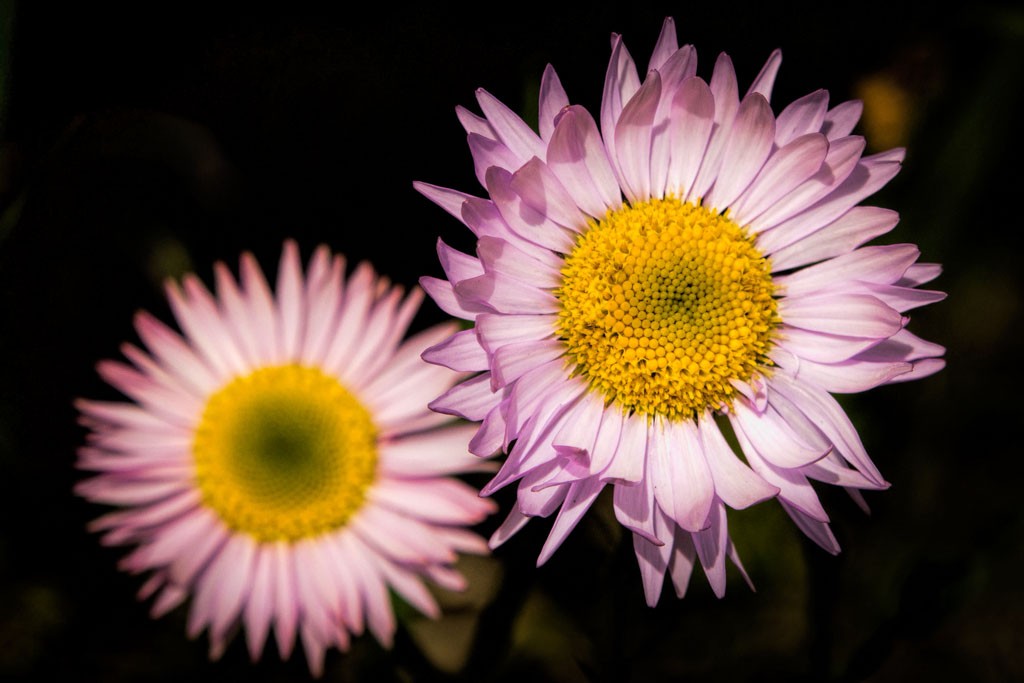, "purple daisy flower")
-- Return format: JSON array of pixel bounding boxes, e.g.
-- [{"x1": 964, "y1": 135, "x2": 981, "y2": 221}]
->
[
  {"x1": 75, "y1": 240, "x2": 497, "y2": 675},
  {"x1": 416, "y1": 18, "x2": 945, "y2": 605}
]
